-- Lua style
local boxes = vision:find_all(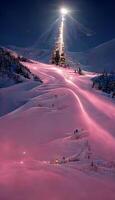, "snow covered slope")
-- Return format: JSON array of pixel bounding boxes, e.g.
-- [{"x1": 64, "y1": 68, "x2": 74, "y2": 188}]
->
[
  {"x1": 0, "y1": 60, "x2": 115, "y2": 200},
  {"x1": 0, "y1": 47, "x2": 42, "y2": 88}
]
